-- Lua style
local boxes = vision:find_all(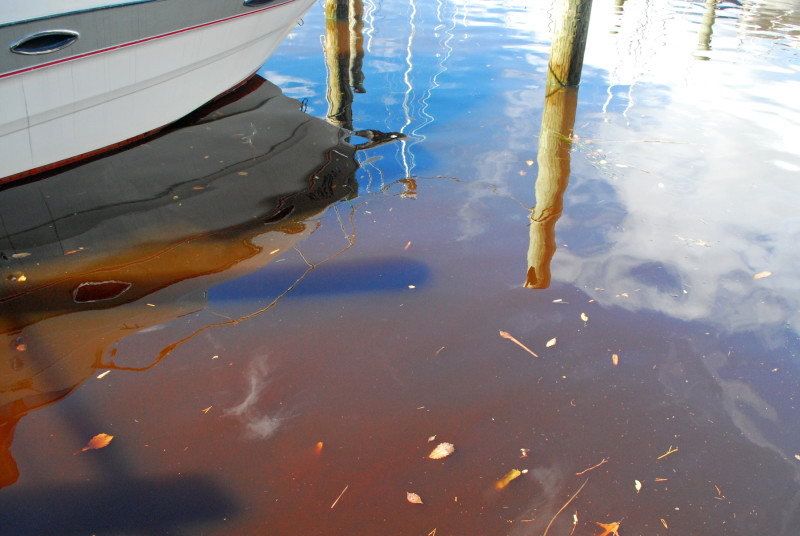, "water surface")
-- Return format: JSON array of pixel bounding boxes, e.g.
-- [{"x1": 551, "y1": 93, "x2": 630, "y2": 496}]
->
[{"x1": 2, "y1": 1, "x2": 800, "y2": 535}]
